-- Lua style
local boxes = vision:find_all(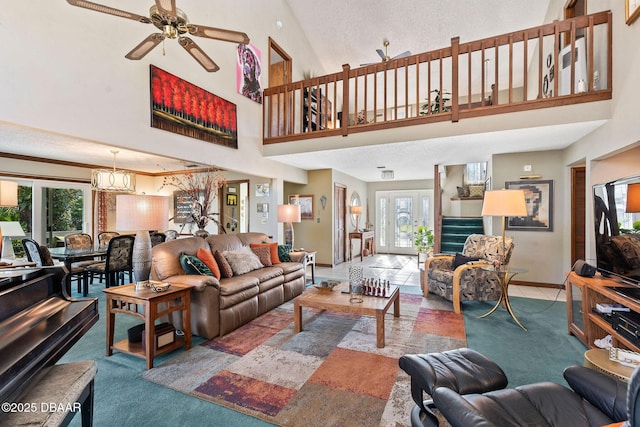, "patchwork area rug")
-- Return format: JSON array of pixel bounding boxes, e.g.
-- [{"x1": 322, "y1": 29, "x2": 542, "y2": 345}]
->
[{"x1": 143, "y1": 292, "x2": 465, "y2": 426}]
